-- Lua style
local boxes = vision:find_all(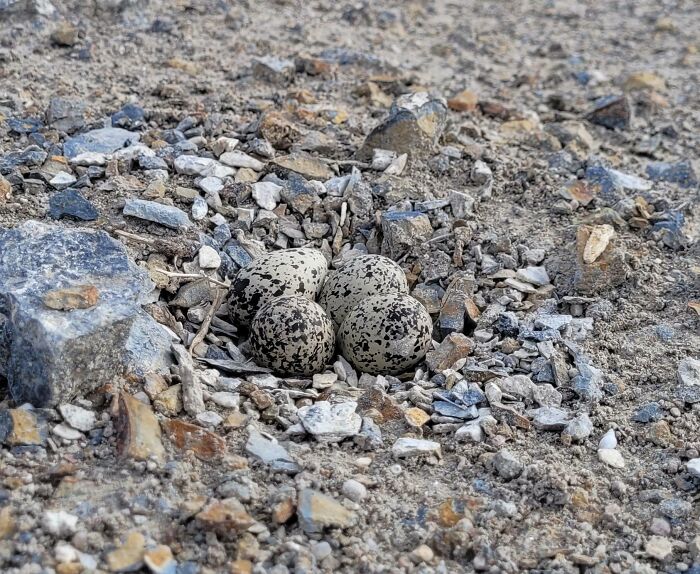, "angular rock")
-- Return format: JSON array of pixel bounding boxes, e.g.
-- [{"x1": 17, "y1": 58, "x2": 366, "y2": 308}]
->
[
  {"x1": 271, "y1": 152, "x2": 333, "y2": 180},
  {"x1": 425, "y1": 333, "x2": 474, "y2": 371},
  {"x1": 105, "y1": 531, "x2": 145, "y2": 573},
  {"x1": 162, "y1": 419, "x2": 225, "y2": 462},
  {"x1": 115, "y1": 393, "x2": 166, "y2": 464},
  {"x1": 46, "y1": 97, "x2": 85, "y2": 134},
  {"x1": 437, "y1": 275, "x2": 478, "y2": 340},
  {"x1": 677, "y1": 358, "x2": 700, "y2": 386},
  {"x1": 381, "y1": 211, "x2": 432, "y2": 258},
  {"x1": 63, "y1": 128, "x2": 139, "y2": 159},
  {"x1": 58, "y1": 404, "x2": 96, "y2": 432},
  {"x1": 571, "y1": 224, "x2": 627, "y2": 294},
  {"x1": 646, "y1": 161, "x2": 697, "y2": 189},
  {"x1": 123, "y1": 199, "x2": 192, "y2": 231},
  {"x1": 245, "y1": 428, "x2": 300, "y2": 474},
  {"x1": 297, "y1": 489, "x2": 355, "y2": 534},
  {"x1": 391, "y1": 437, "x2": 442, "y2": 458},
  {"x1": 358, "y1": 92, "x2": 448, "y2": 159},
  {"x1": 196, "y1": 498, "x2": 255, "y2": 532},
  {"x1": 143, "y1": 545, "x2": 176, "y2": 574},
  {"x1": 0, "y1": 408, "x2": 47, "y2": 446},
  {"x1": 252, "y1": 181, "x2": 282, "y2": 211},
  {"x1": 0, "y1": 222, "x2": 172, "y2": 406},
  {"x1": 297, "y1": 401, "x2": 362, "y2": 443},
  {"x1": 111, "y1": 103, "x2": 146, "y2": 130},
  {"x1": 562, "y1": 413, "x2": 593, "y2": 442},
  {"x1": 585, "y1": 95, "x2": 631, "y2": 130},
  {"x1": 598, "y1": 448, "x2": 624, "y2": 469},
  {"x1": 49, "y1": 188, "x2": 98, "y2": 221},
  {"x1": 529, "y1": 406, "x2": 571, "y2": 430}
]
